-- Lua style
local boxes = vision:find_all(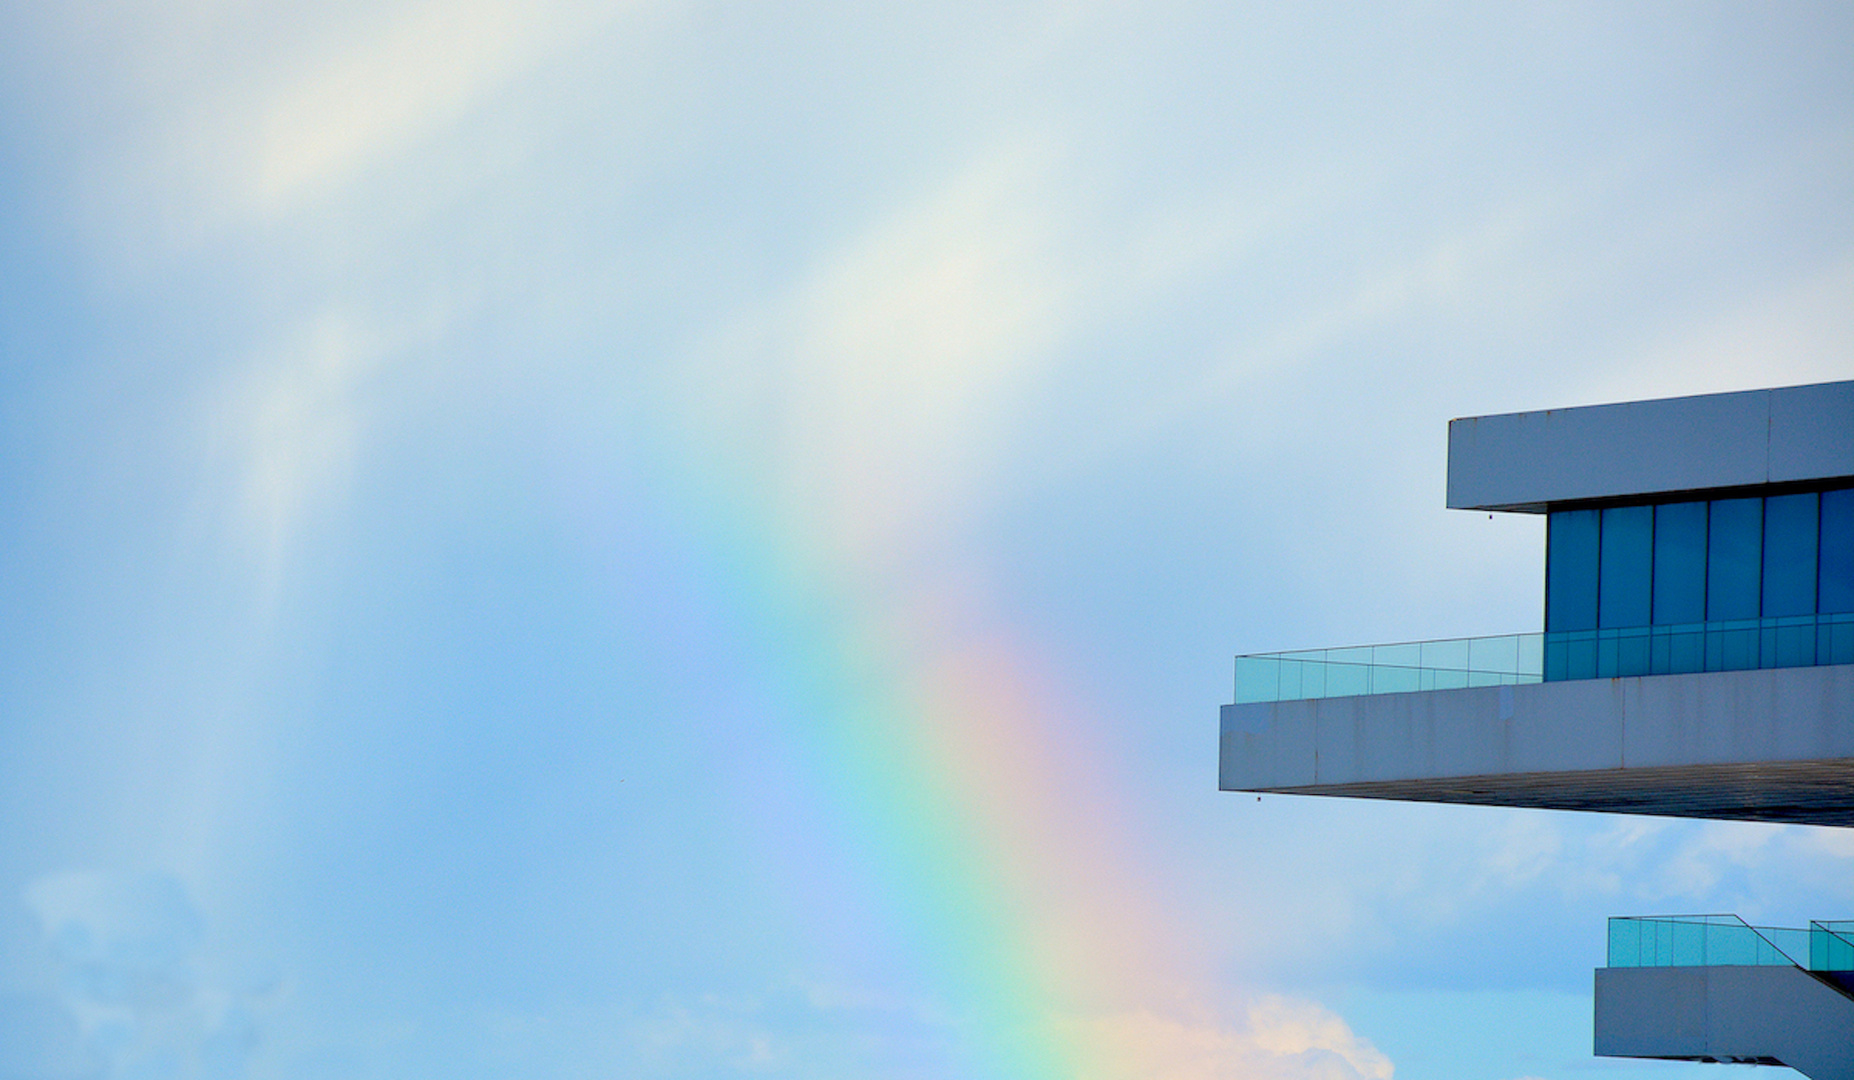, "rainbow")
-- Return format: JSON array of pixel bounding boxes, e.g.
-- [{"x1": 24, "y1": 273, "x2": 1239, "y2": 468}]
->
[{"x1": 667, "y1": 461, "x2": 1194, "y2": 1078}]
